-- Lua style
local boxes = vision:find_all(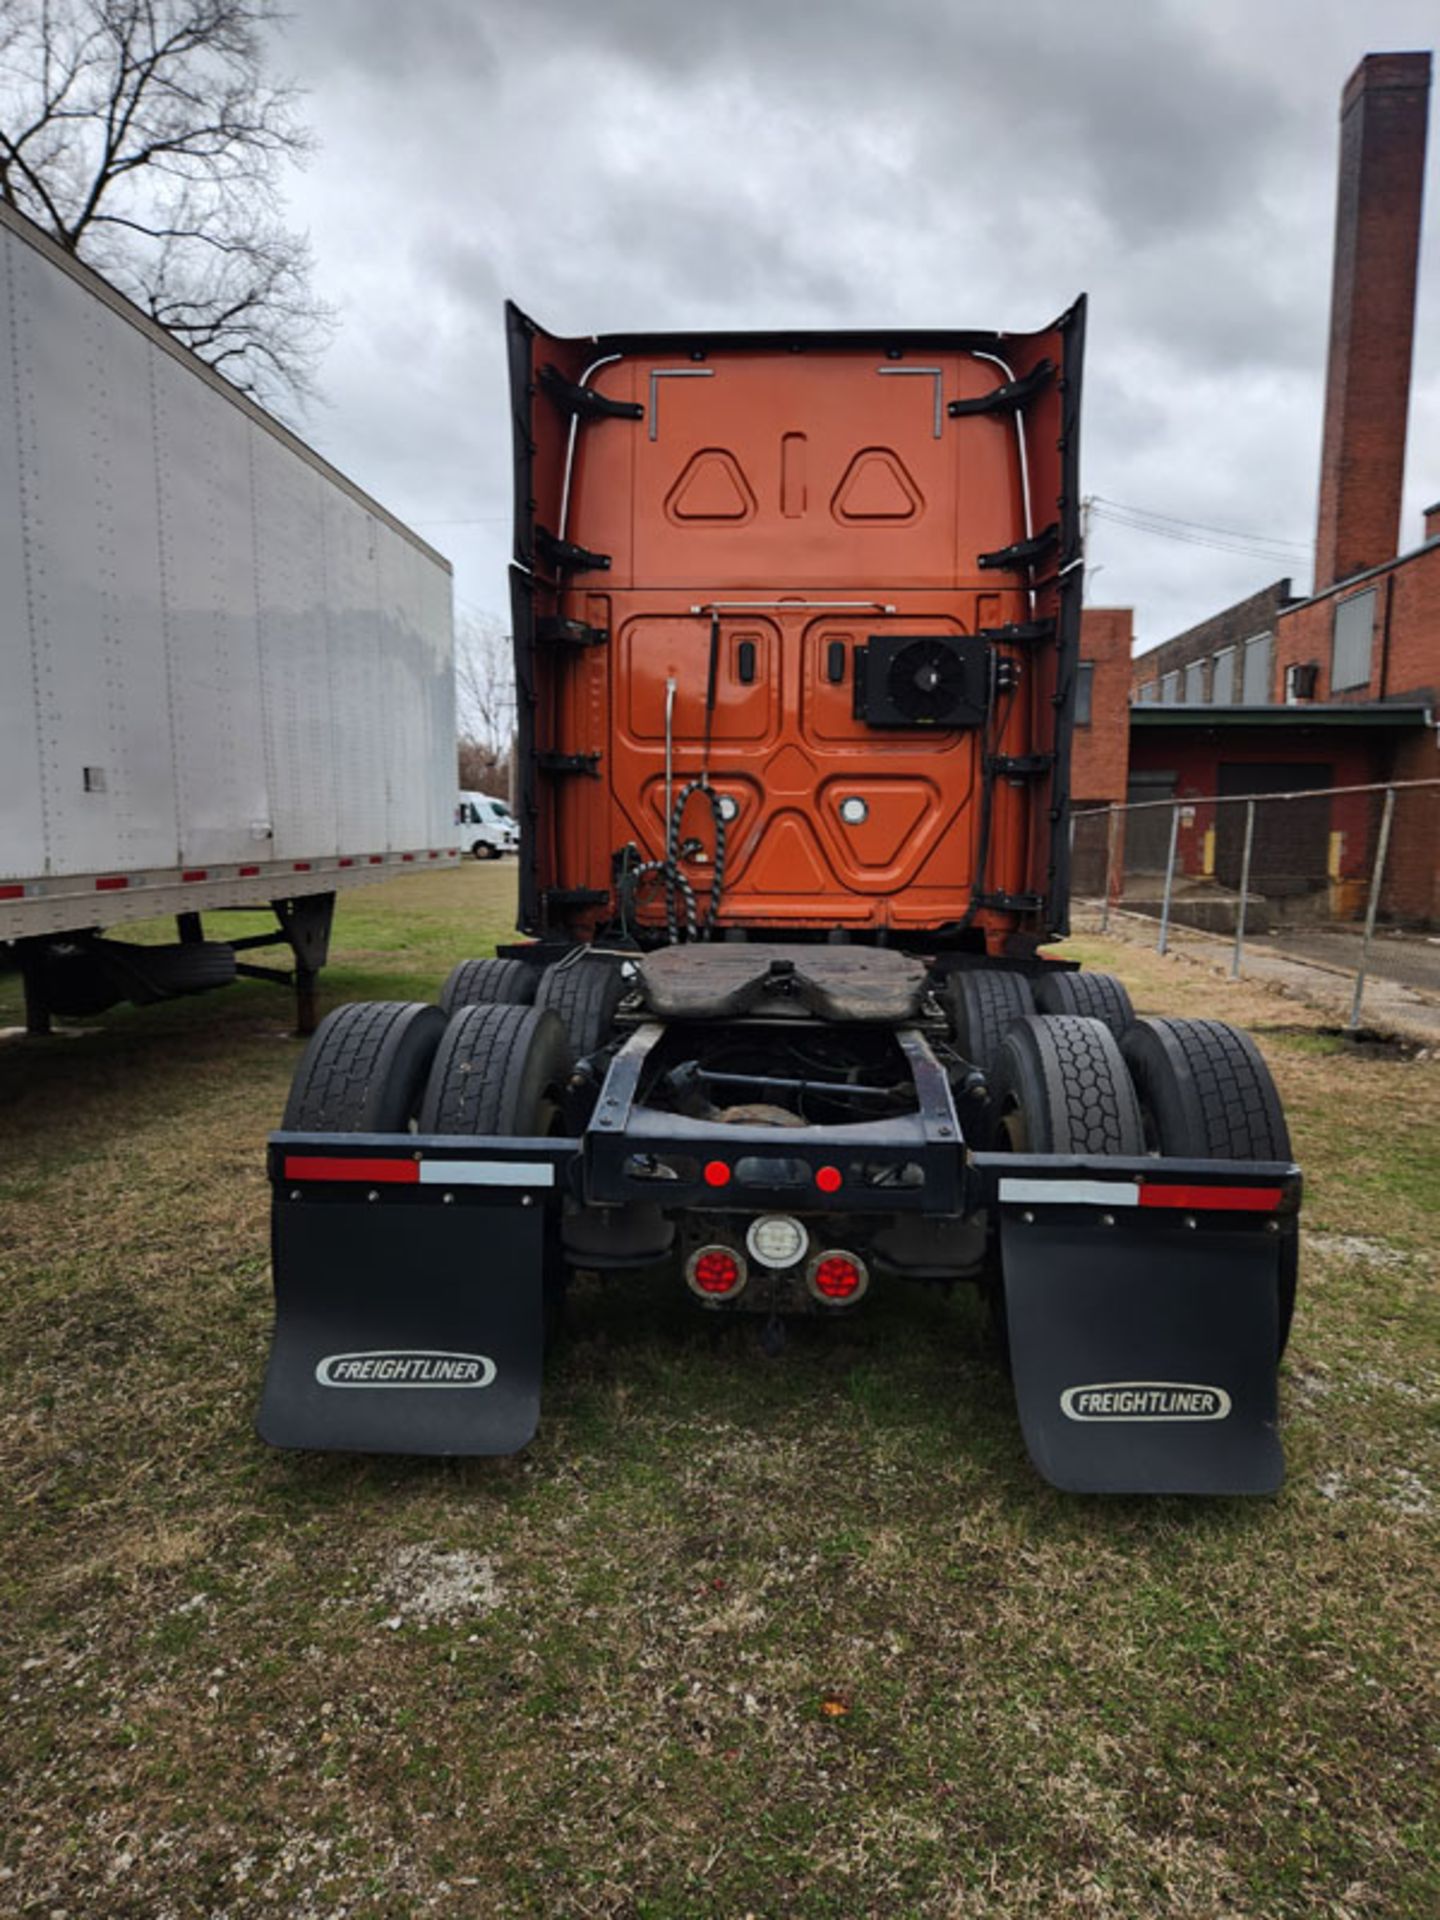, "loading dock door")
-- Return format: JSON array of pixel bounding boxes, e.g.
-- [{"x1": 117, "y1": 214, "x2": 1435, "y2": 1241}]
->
[
  {"x1": 1124, "y1": 771, "x2": 1177, "y2": 872},
  {"x1": 1216, "y1": 763, "x2": 1331, "y2": 896}
]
